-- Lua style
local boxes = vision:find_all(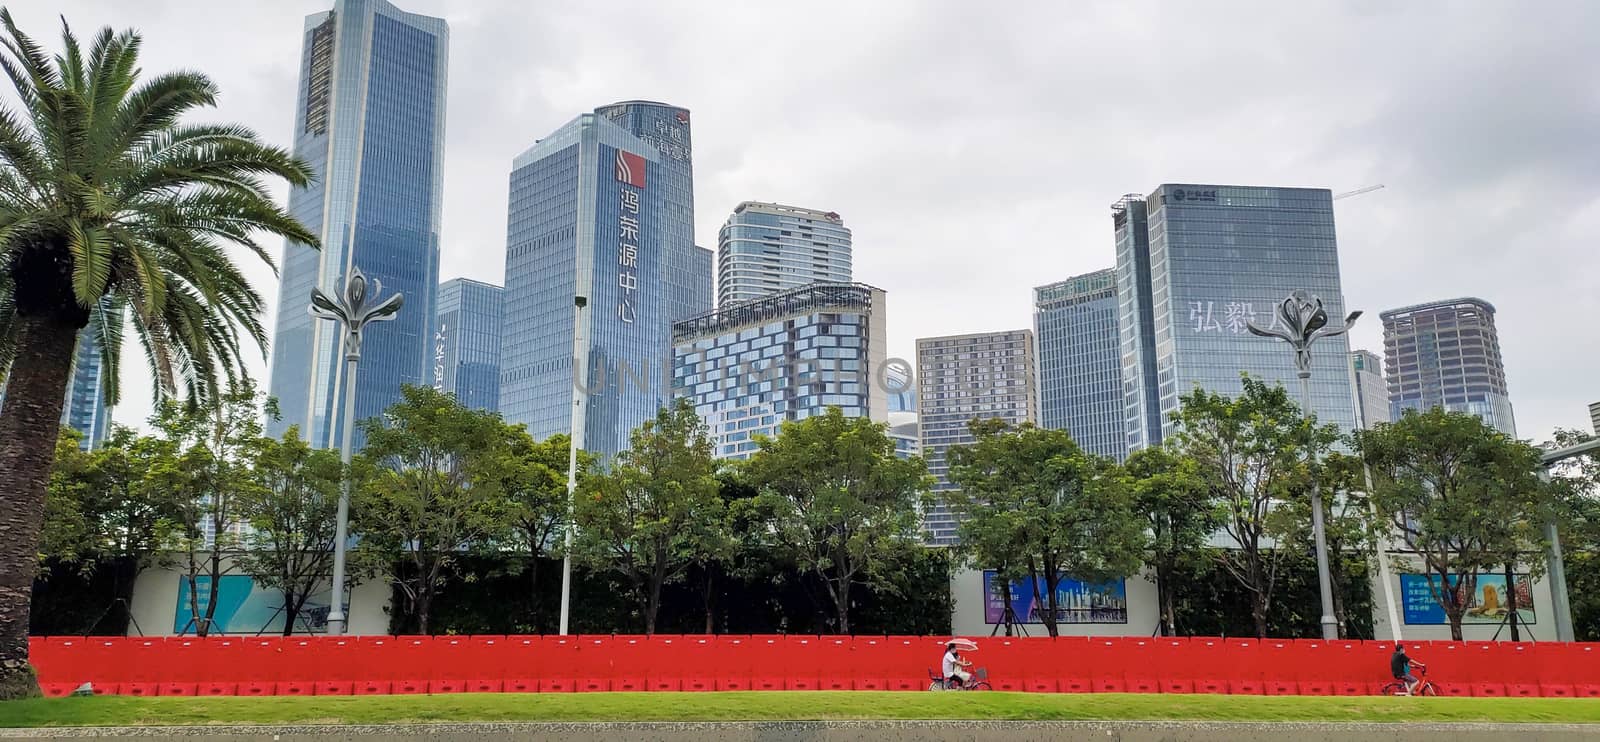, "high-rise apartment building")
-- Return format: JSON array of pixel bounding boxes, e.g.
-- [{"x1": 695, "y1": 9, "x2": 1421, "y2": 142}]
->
[
  {"x1": 267, "y1": 0, "x2": 448, "y2": 449},
  {"x1": 917, "y1": 330, "x2": 1038, "y2": 546},
  {"x1": 500, "y1": 103, "x2": 704, "y2": 459},
  {"x1": 717, "y1": 202, "x2": 852, "y2": 306},
  {"x1": 1380, "y1": 298, "x2": 1516, "y2": 437},
  {"x1": 1115, "y1": 185, "x2": 1357, "y2": 451},
  {"x1": 1034, "y1": 269, "x2": 1126, "y2": 460},
  {"x1": 672, "y1": 283, "x2": 887, "y2": 459},
  {"x1": 433, "y1": 278, "x2": 503, "y2": 413},
  {"x1": 1589, "y1": 401, "x2": 1600, "y2": 435},
  {"x1": 1349, "y1": 349, "x2": 1389, "y2": 430}
]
